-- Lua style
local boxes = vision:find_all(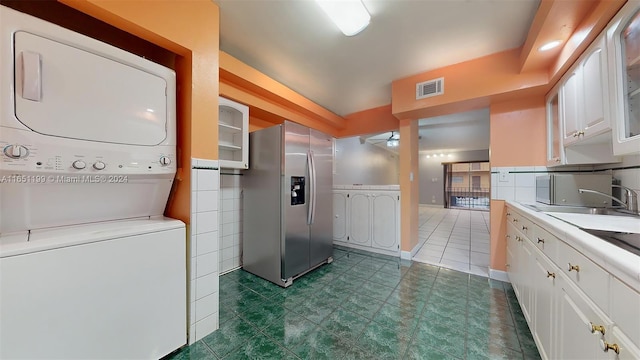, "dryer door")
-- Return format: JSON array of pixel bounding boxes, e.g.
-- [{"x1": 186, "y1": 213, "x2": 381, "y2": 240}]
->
[{"x1": 13, "y1": 31, "x2": 168, "y2": 146}]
